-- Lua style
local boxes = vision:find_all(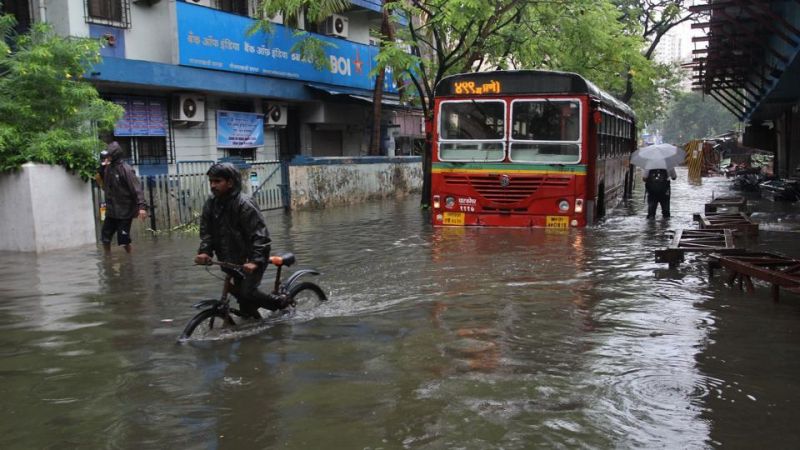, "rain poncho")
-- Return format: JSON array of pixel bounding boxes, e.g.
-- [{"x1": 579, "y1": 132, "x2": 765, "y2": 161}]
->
[
  {"x1": 99, "y1": 142, "x2": 147, "y2": 219},
  {"x1": 198, "y1": 163, "x2": 271, "y2": 266}
]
